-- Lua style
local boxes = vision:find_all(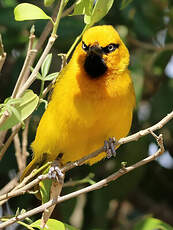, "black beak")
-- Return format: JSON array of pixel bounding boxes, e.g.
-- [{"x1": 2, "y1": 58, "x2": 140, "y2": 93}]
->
[{"x1": 84, "y1": 45, "x2": 107, "y2": 78}]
